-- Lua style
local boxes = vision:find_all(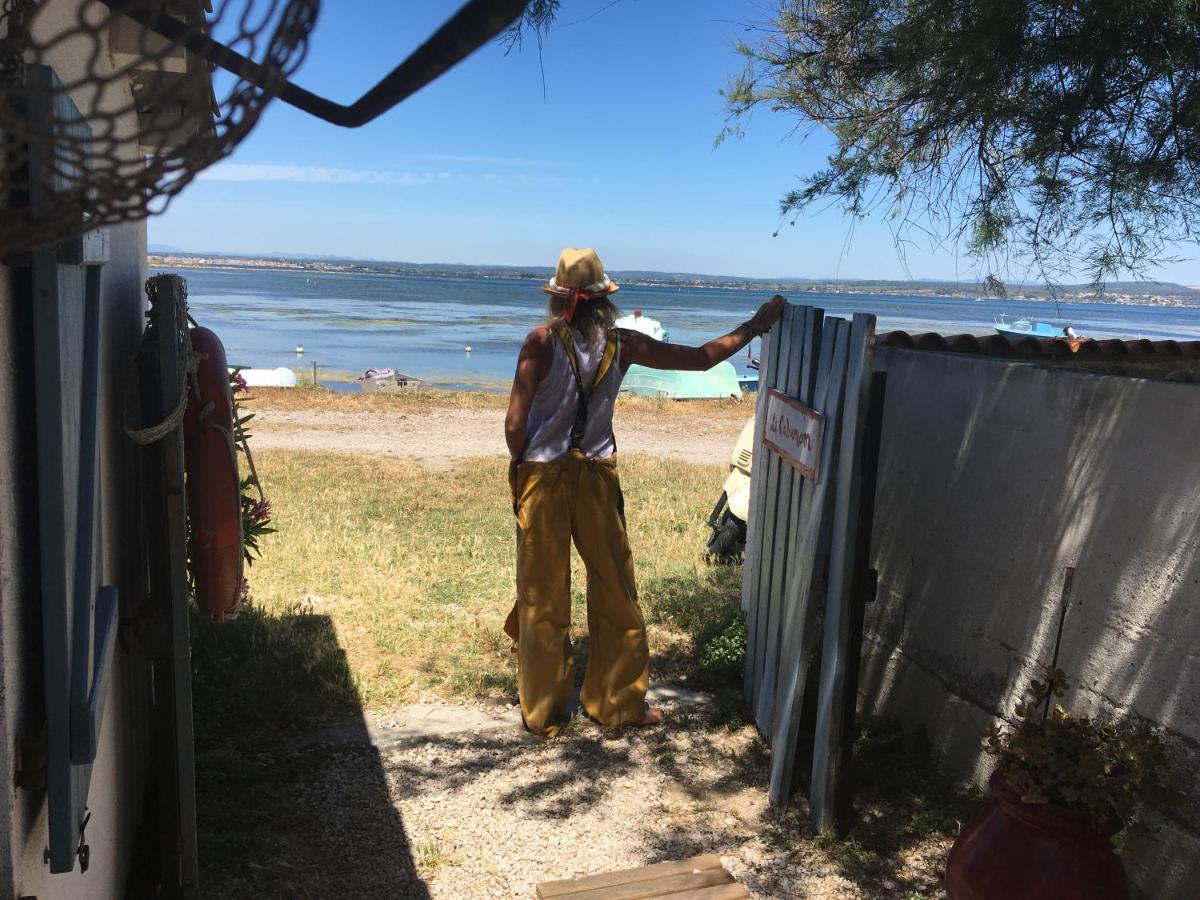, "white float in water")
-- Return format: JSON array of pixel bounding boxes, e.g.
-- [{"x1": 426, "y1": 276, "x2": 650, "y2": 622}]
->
[
  {"x1": 295, "y1": 344, "x2": 304, "y2": 354},
  {"x1": 464, "y1": 346, "x2": 472, "y2": 353}
]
